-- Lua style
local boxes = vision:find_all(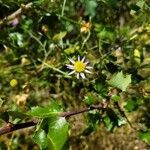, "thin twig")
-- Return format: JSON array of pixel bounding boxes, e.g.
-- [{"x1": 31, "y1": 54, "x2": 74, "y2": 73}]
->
[
  {"x1": 38, "y1": 59, "x2": 71, "y2": 78},
  {"x1": 0, "y1": 120, "x2": 37, "y2": 135},
  {"x1": 115, "y1": 102, "x2": 135, "y2": 129},
  {"x1": 81, "y1": 31, "x2": 91, "y2": 49},
  {"x1": 0, "y1": 103, "x2": 107, "y2": 135}
]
